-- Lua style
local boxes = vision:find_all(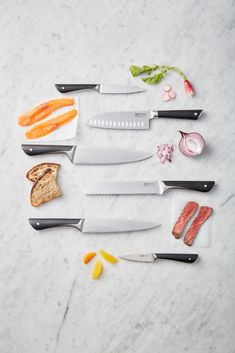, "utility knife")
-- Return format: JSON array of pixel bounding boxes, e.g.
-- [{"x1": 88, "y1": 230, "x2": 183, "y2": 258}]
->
[
  {"x1": 22, "y1": 144, "x2": 152, "y2": 165},
  {"x1": 119, "y1": 253, "x2": 198, "y2": 263},
  {"x1": 87, "y1": 109, "x2": 203, "y2": 130},
  {"x1": 85, "y1": 180, "x2": 215, "y2": 195},
  {"x1": 55, "y1": 84, "x2": 144, "y2": 94},
  {"x1": 29, "y1": 218, "x2": 160, "y2": 233}
]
